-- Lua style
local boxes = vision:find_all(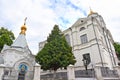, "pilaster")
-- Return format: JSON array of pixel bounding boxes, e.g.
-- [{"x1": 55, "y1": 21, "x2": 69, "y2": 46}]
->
[
  {"x1": 67, "y1": 65, "x2": 75, "y2": 80},
  {"x1": 0, "y1": 64, "x2": 5, "y2": 80},
  {"x1": 33, "y1": 63, "x2": 41, "y2": 80}
]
